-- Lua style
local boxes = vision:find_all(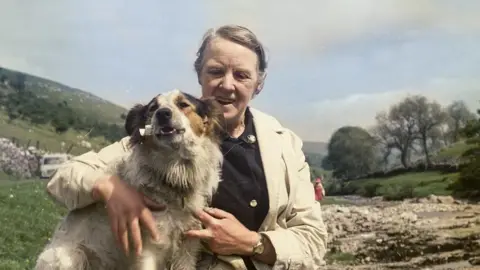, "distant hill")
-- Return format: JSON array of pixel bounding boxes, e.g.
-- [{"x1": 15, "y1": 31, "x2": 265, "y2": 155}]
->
[
  {"x1": 302, "y1": 141, "x2": 328, "y2": 170},
  {"x1": 0, "y1": 66, "x2": 129, "y2": 154},
  {"x1": 303, "y1": 141, "x2": 328, "y2": 155},
  {"x1": 0, "y1": 66, "x2": 127, "y2": 125}
]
